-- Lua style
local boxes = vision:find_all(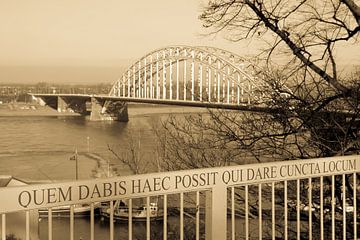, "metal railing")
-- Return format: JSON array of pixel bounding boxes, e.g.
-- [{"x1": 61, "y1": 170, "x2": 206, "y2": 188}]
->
[{"x1": 0, "y1": 155, "x2": 359, "y2": 240}]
